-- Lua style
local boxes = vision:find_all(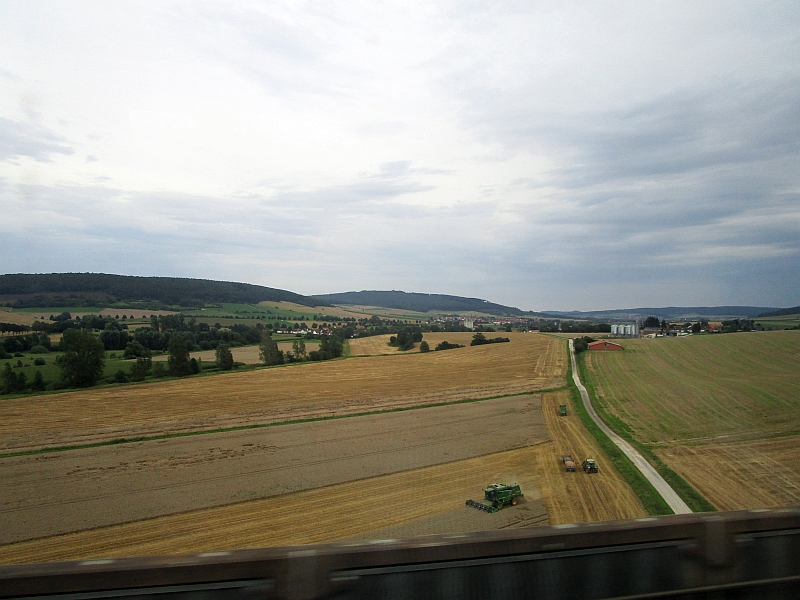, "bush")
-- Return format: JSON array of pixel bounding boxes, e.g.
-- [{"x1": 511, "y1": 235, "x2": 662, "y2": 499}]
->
[
  {"x1": 152, "y1": 362, "x2": 166, "y2": 378},
  {"x1": 435, "y1": 341, "x2": 464, "y2": 351},
  {"x1": 29, "y1": 345, "x2": 49, "y2": 354},
  {"x1": 419, "y1": 341, "x2": 430, "y2": 353},
  {"x1": 14, "y1": 352, "x2": 23, "y2": 357},
  {"x1": 114, "y1": 369, "x2": 129, "y2": 383},
  {"x1": 470, "y1": 333, "x2": 510, "y2": 346},
  {"x1": 33, "y1": 357, "x2": 46, "y2": 366}
]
